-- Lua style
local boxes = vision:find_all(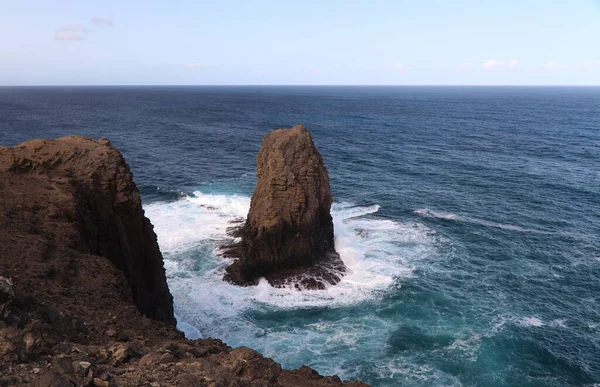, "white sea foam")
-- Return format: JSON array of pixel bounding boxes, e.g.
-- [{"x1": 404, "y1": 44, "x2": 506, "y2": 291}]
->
[
  {"x1": 446, "y1": 333, "x2": 483, "y2": 360},
  {"x1": 519, "y1": 317, "x2": 545, "y2": 327},
  {"x1": 144, "y1": 191, "x2": 438, "y2": 341},
  {"x1": 373, "y1": 359, "x2": 462, "y2": 385},
  {"x1": 145, "y1": 191, "x2": 250, "y2": 252},
  {"x1": 414, "y1": 208, "x2": 551, "y2": 234},
  {"x1": 414, "y1": 208, "x2": 459, "y2": 220},
  {"x1": 491, "y1": 314, "x2": 547, "y2": 329},
  {"x1": 549, "y1": 319, "x2": 567, "y2": 328}
]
